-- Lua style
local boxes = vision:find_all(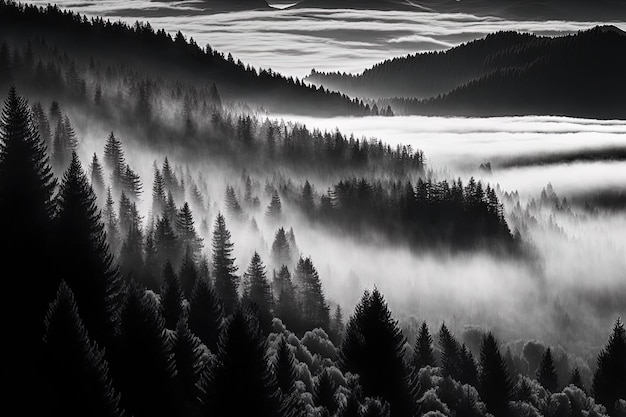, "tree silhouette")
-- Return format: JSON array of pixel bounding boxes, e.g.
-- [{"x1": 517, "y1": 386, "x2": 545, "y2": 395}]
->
[
  {"x1": 274, "y1": 335, "x2": 298, "y2": 396},
  {"x1": 176, "y1": 201, "x2": 203, "y2": 261},
  {"x1": 103, "y1": 132, "x2": 125, "y2": 192},
  {"x1": 339, "y1": 289, "x2": 417, "y2": 417},
  {"x1": 413, "y1": 321, "x2": 436, "y2": 371},
  {"x1": 570, "y1": 367, "x2": 585, "y2": 392},
  {"x1": 155, "y1": 215, "x2": 181, "y2": 268},
  {"x1": 115, "y1": 283, "x2": 180, "y2": 417},
  {"x1": 201, "y1": 308, "x2": 281, "y2": 417},
  {"x1": 459, "y1": 343, "x2": 479, "y2": 387},
  {"x1": 315, "y1": 369, "x2": 339, "y2": 415},
  {"x1": 479, "y1": 332, "x2": 513, "y2": 417},
  {"x1": 188, "y1": 277, "x2": 223, "y2": 353},
  {"x1": 224, "y1": 185, "x2": 243, "y2": 219},
  {"x1": 174, "y1": 317, "x2": 204, "y2": 415},
  {"x1": 537, "y1": 347, "x2": 558, "y2": 392},
  {"x1": 102, "y1": 187, "x2": 121, "y2": 257},
  {"x1": 243, "y1": 252, "x2": 274, "y2": 333},
  {"x1": 439, "y1": 323, "x2": 462, "y2": 381},
  {"x1": 273, "y1": 265, "x2": 301, "y2": 332},
  {"x1": 54, "y1": 151, "x2": 122, "y2": 348},
  {"x1": 272, "y1": 227, "x2": 292, "y2": 267},
  {"x1": 160, "y1": 261, "x2": 184, "y2": 330},
  {"x1": 179, "y1": 246, "x2": 199, "y2": 300},
  {"x1": 294, "y1": 256, "x2": 330, "y2": 332},
  {"x1": 89, "y1": 152, "x2": 105, "y2": 200},
  {"x1": 43, "y1": 282, "x2": 124, "y2": 417},
  {"x1": 266, "y1": 189, "x2": 282, "y2": 221},
  {"x1": 152, "y1": 165, "x2": 167, "y2": 218},
  {"x1": 593, "y1": 318, "x2": 626, "y2": 417},
  {"x1": 212, "y1": 213, "x2": 239, "y2": 314}
]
